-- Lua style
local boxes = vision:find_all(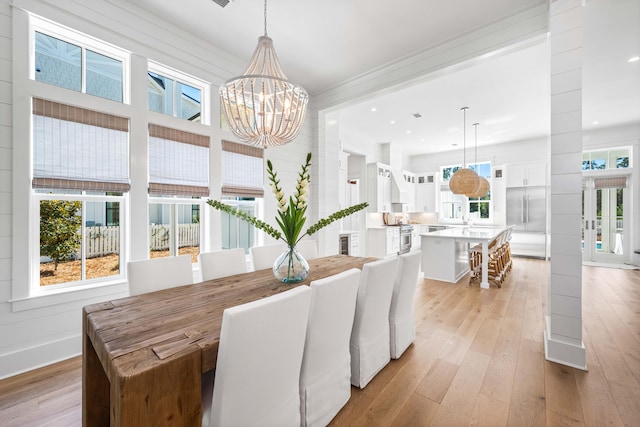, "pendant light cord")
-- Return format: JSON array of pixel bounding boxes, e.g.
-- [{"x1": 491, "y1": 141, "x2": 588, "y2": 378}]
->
[
  {"x1": 473, "y1": 122, "x2": 479, "y2": 169},
  {"x1": 461, "y1": 107, "x2": 468, "y2": 167}
]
